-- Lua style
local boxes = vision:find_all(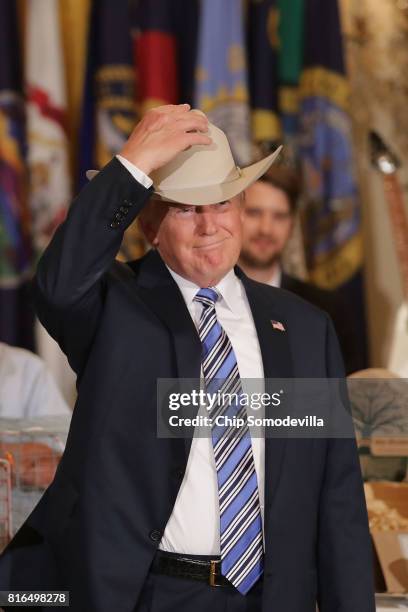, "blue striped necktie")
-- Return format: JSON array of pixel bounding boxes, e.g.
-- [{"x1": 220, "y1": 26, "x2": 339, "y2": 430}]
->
[{"x1": 194, "y1": 287, "x2": 264, "y2": 595}]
